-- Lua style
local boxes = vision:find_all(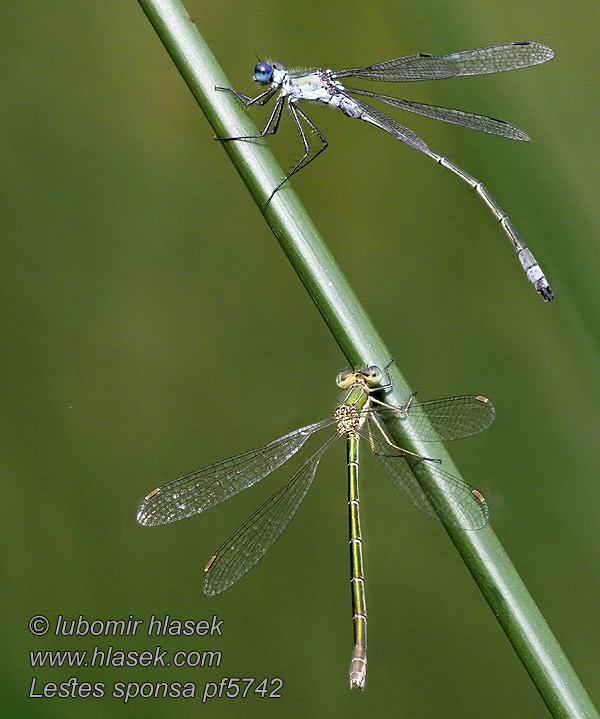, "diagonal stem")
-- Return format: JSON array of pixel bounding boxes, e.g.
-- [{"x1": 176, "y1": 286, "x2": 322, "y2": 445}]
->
[{"x1": 136, "y1": 1, "x2": 598, "y2": 716}]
